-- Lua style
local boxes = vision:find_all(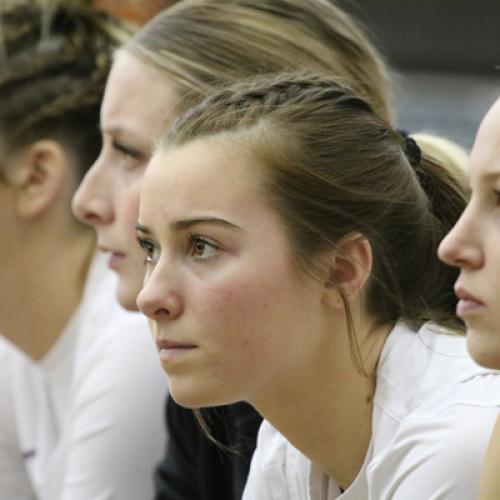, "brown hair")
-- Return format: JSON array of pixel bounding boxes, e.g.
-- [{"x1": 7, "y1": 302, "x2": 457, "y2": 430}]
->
[
  {"x1": 162, "y1": 72, "x2": 467, "y2": 366},
  {"x1": 126, "y1": 0, "x2": 392, "y2": 122},
  {"x1": 0, "y1": 0, "x2": 131, "y2": 180}
]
